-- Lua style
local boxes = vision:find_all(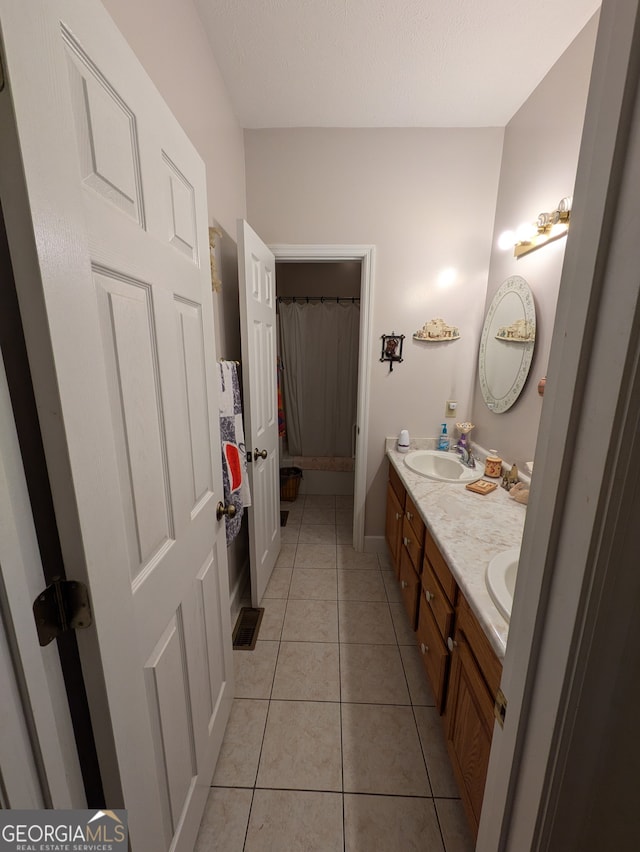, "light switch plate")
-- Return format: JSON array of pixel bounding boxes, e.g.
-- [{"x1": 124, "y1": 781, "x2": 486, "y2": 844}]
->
[{"x1": 445, "y1": 400, "x2": 457, "y2": 417}]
